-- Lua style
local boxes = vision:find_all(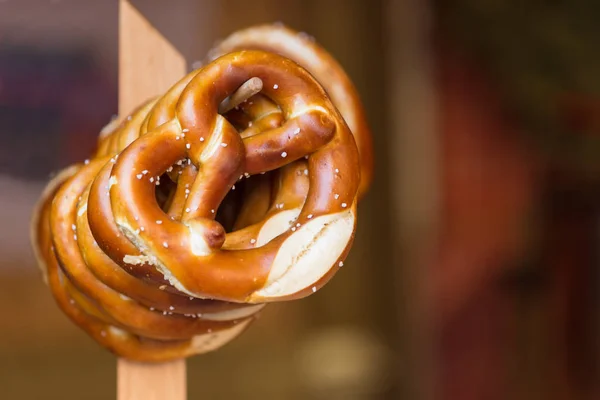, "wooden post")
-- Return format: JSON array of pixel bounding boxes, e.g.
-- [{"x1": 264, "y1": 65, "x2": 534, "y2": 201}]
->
[{"x1": 117, "y1": 1, "x2": 187, "y2": 399}]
